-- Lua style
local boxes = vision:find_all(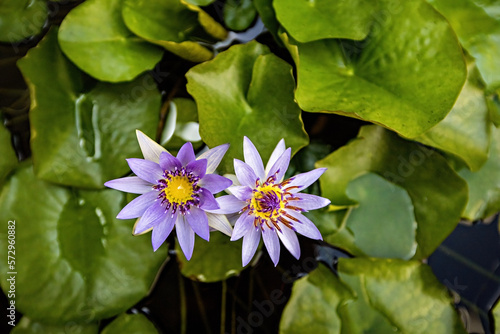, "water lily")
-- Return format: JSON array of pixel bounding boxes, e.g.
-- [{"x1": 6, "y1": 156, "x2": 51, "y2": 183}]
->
[
  {"x1": 209, "y1": 137, "x2": 330, "y2": 266},
  {"x1": 105, "y1": 130, "x2": 233, "y2": 260}
]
